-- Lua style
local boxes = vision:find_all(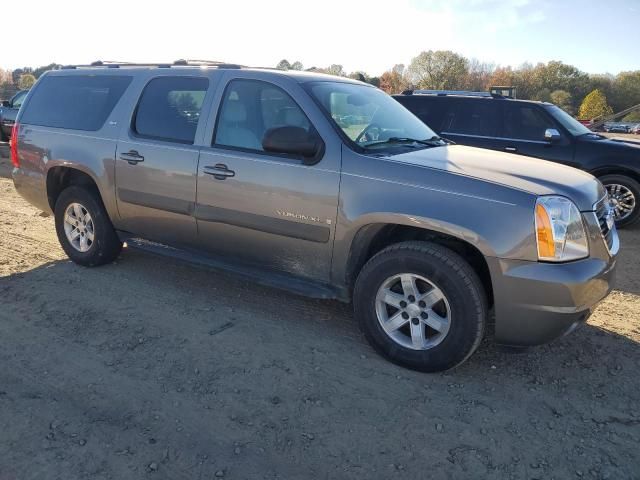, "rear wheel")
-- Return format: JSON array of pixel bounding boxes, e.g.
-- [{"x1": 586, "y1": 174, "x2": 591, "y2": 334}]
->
[
  {"x1": 599, "y1": 174, "x2": 640, "y2": 228},
  {"x1": 354, "y1": 241, "x2": 487, "y2": 372},
  {"x1": 54, "y1": 186, "x2": 122, "y2": 266}
]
